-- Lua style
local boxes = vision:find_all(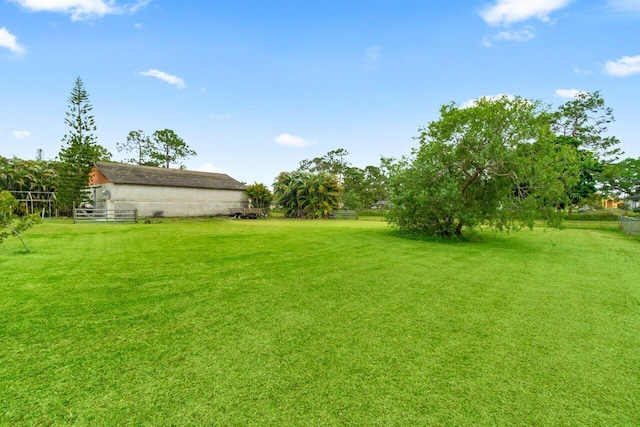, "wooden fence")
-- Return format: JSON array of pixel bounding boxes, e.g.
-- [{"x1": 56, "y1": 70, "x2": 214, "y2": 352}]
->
[
  {"x1": 74, "y1": 208, "x2": 137, "y2": 224},
  {"x1": 620, "y1": 216, "x2": 640, "y2": 235}
]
